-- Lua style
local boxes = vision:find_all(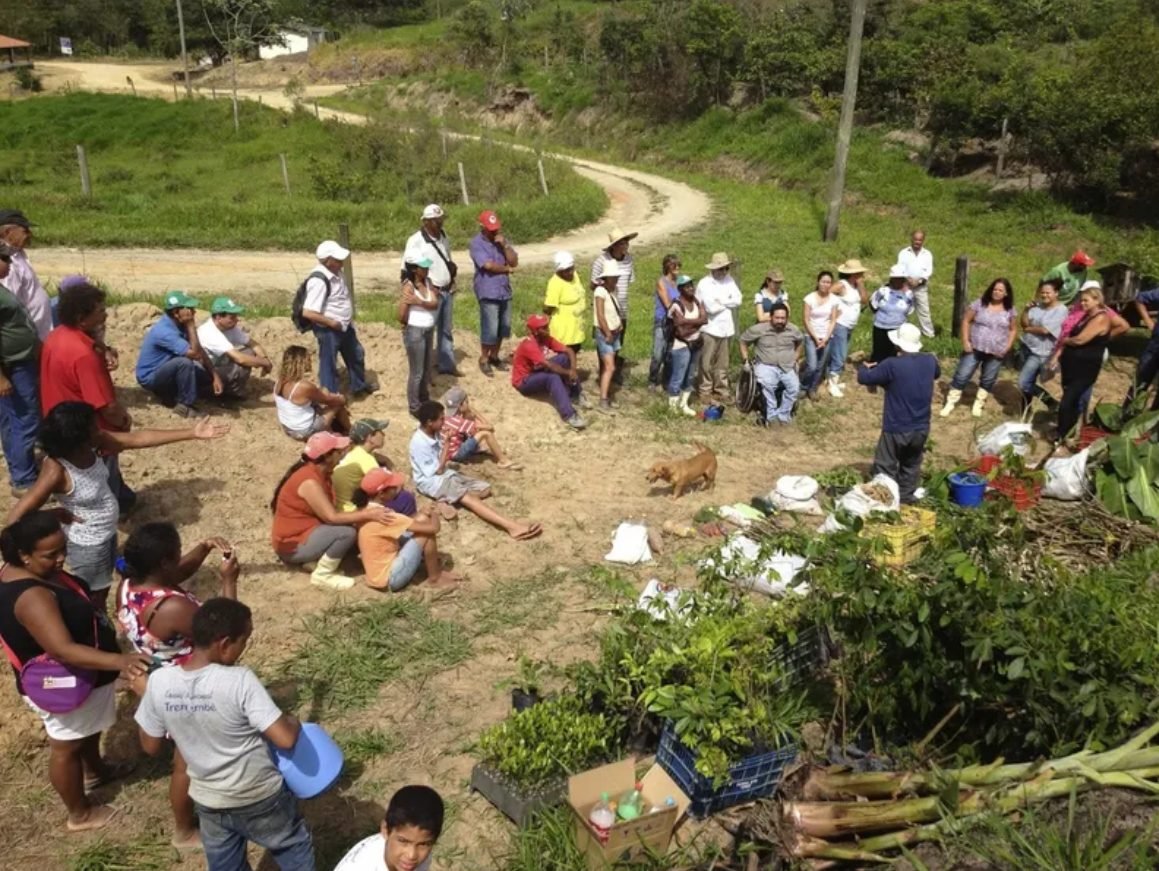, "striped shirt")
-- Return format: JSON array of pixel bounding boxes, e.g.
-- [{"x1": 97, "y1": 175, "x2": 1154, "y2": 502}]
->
[{"x1": 591, "y1": 252, "x2": 635, "y2": 321}]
